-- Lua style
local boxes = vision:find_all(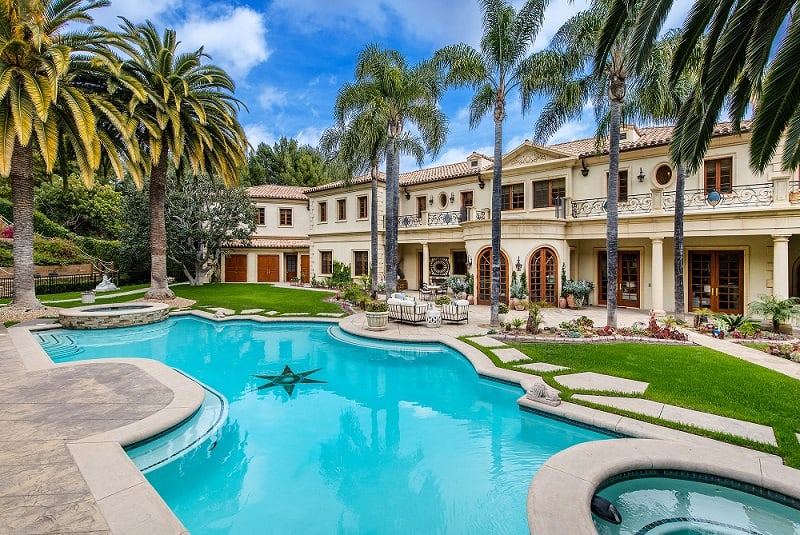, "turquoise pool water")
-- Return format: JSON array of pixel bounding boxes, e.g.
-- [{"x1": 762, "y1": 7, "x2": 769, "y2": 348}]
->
[
  {"x1": 37, "y1": 316, "x2": 609, "y2": 534},
  {"x1": 594, "y1": 475, "x2": 800, "y2": 534}
]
